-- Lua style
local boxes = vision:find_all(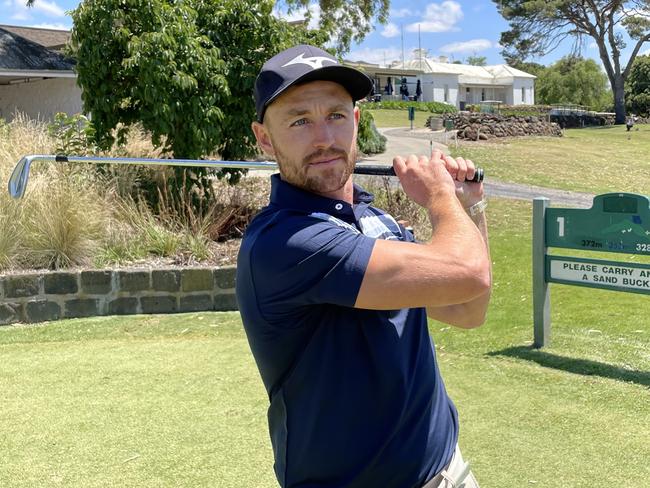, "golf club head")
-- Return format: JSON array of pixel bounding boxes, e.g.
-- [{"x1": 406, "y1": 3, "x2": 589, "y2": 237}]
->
[{"x1": 8, "y1": 156, "x2": 32, "y2": 199}]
